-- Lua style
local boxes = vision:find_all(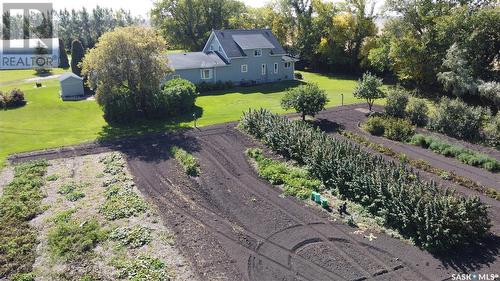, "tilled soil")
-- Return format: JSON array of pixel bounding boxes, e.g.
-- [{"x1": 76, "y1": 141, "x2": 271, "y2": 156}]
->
[
  {"x1": 122, "y1": 124, "x2": 492, "y2": 281},
  {"x1": 7, "y1": 106, "x2": 500, "y2": 280}
]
